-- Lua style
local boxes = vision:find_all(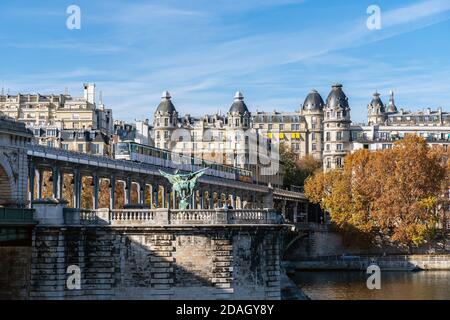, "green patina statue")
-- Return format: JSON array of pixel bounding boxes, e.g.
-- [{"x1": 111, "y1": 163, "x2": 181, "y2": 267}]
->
[{"x1": 159, "y1": 168, "x2": 207, "y2": 210}]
